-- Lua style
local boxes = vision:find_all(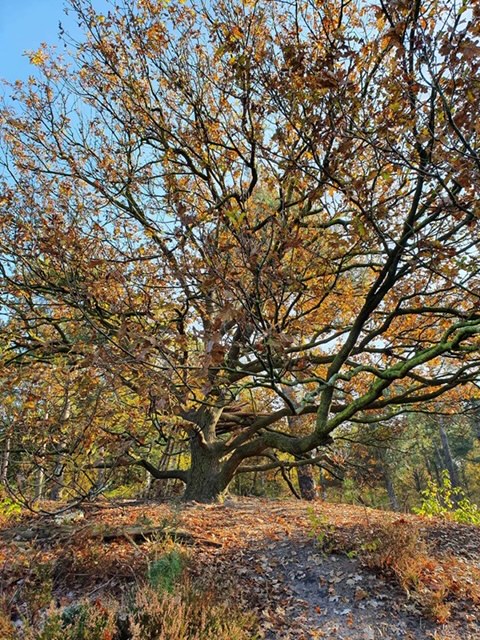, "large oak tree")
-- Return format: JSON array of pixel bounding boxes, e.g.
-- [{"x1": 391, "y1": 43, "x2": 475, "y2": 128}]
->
[{"x1": 1, "y1": 0, "x2": 480, "y2": 501}]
